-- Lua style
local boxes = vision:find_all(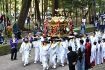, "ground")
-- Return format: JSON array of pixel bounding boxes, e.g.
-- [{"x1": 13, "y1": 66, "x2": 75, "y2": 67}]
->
[
  {"x1": 0, "y1": 49, "x2": 68, "y2": 70},
  {"x1": 0, "y1": 48, "x2": 105, "y2": 70}
]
